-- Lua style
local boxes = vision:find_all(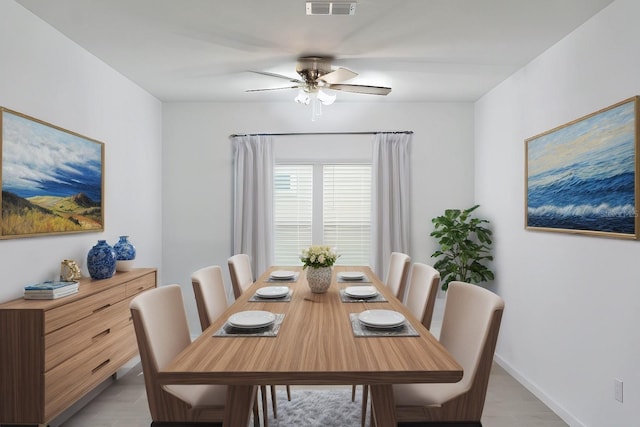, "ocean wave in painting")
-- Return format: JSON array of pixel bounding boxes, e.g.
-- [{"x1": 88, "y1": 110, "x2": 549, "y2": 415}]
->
[
  {"x1": 529, "y1": 203, "x2": 636, "y2": 218},
  {"x1": 528, "y1": 166, "x2": 636, "y2": 233},
  {"x1": 527, "y1": 162, "x2": 636, "y2": 233}
]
